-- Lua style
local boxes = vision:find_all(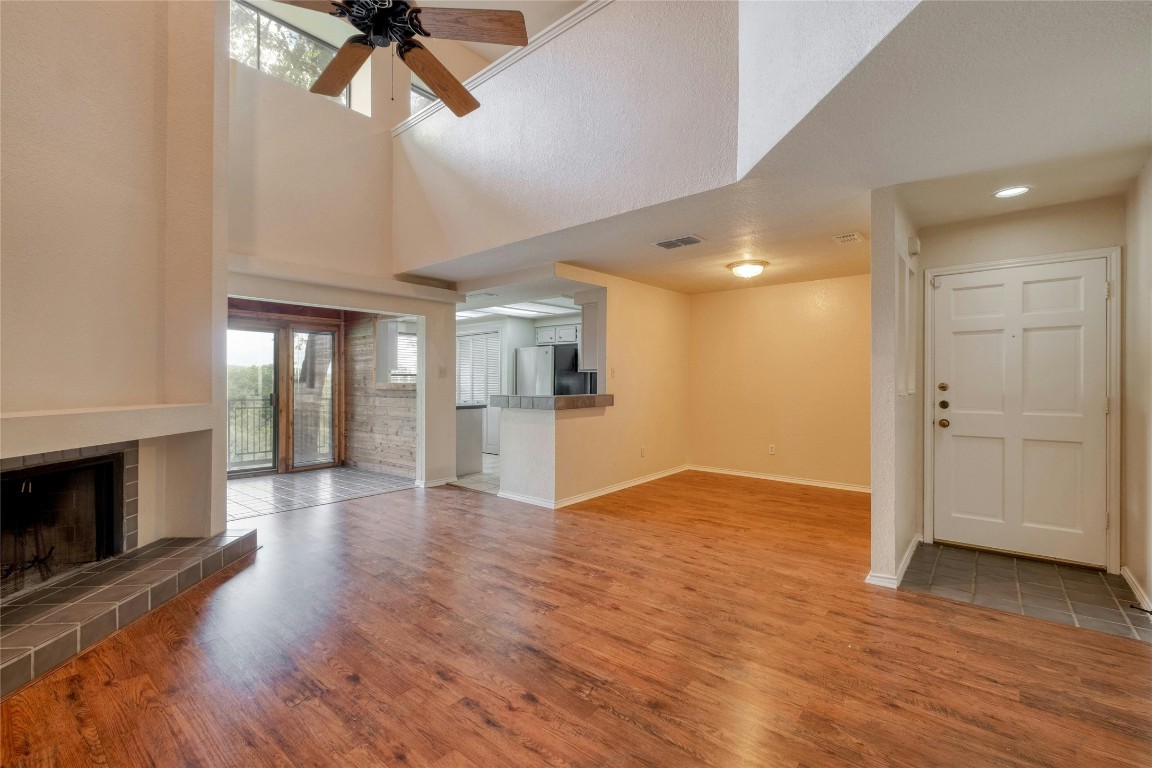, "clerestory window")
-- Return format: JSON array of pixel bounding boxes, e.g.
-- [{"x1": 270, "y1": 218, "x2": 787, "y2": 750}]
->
[{"x1": 229, "y1": 0, "x2": 351, "y2": 108}]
